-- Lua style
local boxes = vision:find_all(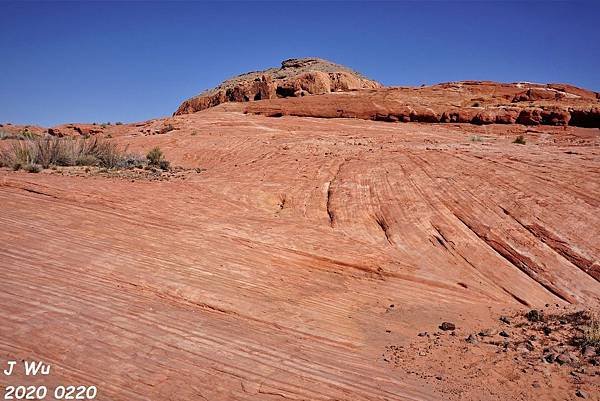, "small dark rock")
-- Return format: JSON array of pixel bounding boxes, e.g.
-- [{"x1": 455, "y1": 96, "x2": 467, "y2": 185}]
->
[
  {"x1": 542, "y1": 326, "x2": 552, "y2": 336},
  {"x1": 526, "y1": 309, "x2": 543, "y2": 322},
  {"x1": 466, "y1": 334, "x2": 478, "y2": 344},
  {"x1": 582, "y1": 345, "x2": 596, "y2": 357},
  {"x1": 479, "y1": 328, "x2": 497, "y2": 337},
  {"x1": 499, "y1": 331, "x2": 510, "y2": 338},
  {"x1": 544, "y1": 353, "x2": 556, "y2": 363},
  {"x1": 439, "y1": 322, "x2": 456, "y2": 331},
  {"x1": 418, "y1": 332, "x2": 428, "y2": 337},
  {"x1": 500, "y1": 316, "x2": 511, "y2": 325},
  {"x1": 576, "y1": 389, "x2": 587, "y2": 399},
  {"x1": 556, "y1": 352, "x2": 578, "y2": 365}
]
